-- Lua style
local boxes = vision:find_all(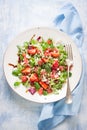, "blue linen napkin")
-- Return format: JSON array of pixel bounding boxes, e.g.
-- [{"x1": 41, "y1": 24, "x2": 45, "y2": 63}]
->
[{"x1": 38, "y1": 3, "x2": 84, "y2": 130}]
